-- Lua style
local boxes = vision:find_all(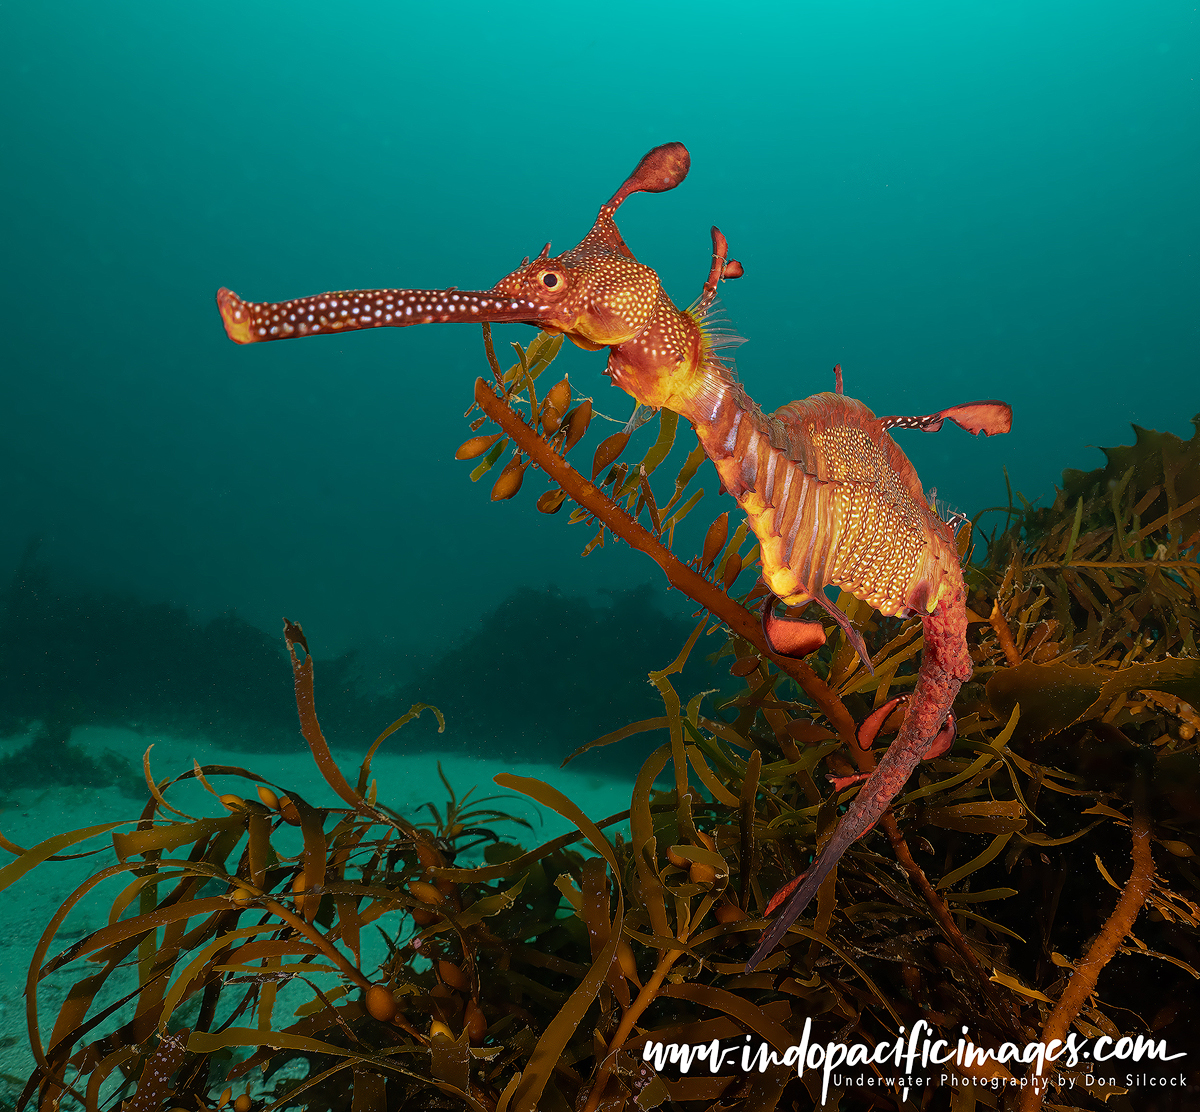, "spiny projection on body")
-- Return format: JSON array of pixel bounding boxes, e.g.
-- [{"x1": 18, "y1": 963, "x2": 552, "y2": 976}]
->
[{"x1": 216, "y1": 143, "x2": 1012, "y2": 969}]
